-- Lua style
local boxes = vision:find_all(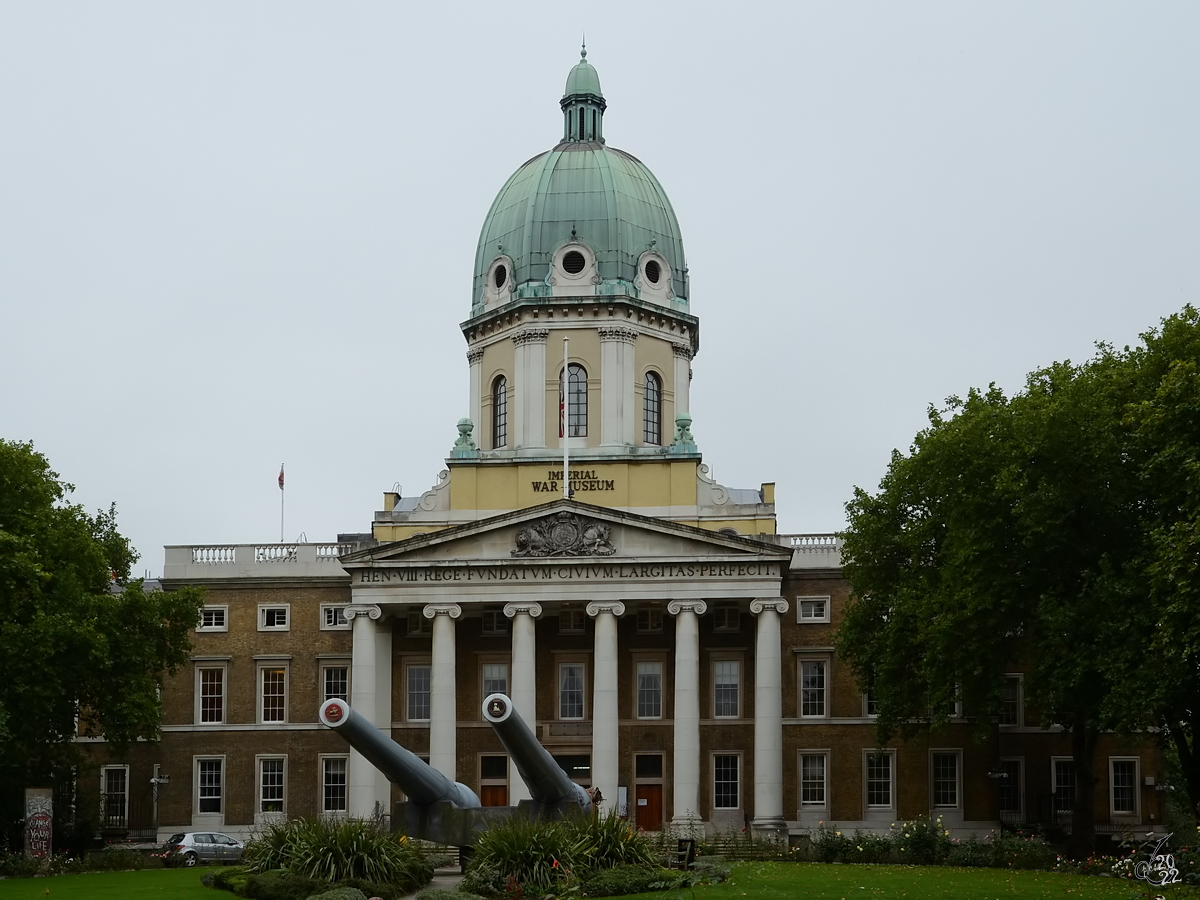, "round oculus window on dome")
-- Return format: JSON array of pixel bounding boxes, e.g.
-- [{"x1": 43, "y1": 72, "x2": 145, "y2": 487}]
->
[
  {"x1": 644, "y1": 260, "x2": 661, "y2": 284},
  {"x1": 562, "y1": 250, "x2": 586, "y2": 274},
  {"x1": 493, "y1": 264, "x2": 507, "y2": 289}
]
